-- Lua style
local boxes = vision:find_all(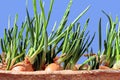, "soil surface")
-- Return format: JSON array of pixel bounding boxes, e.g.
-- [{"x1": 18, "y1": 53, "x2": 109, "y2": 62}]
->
[{"x1": 0, "y1": 70, "x2": 120, "y2": 80}]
